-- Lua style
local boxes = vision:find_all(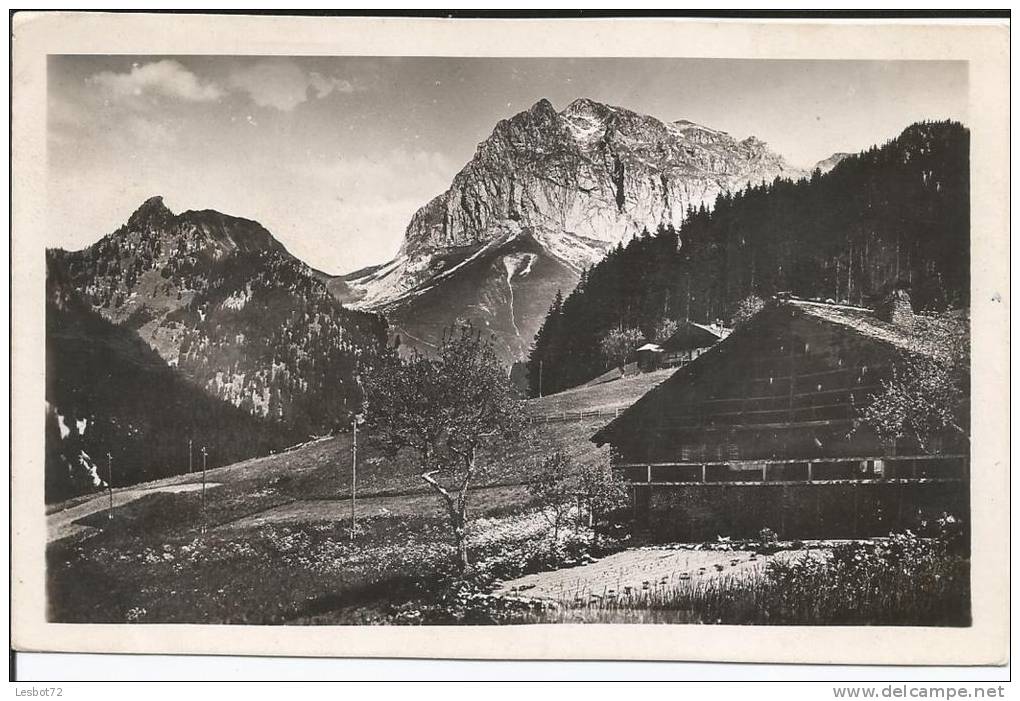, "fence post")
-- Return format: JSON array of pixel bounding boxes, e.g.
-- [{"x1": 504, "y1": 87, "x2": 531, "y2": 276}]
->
[{"x1": 852, "y1": 481, "x2": 859, "y2": 538}]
